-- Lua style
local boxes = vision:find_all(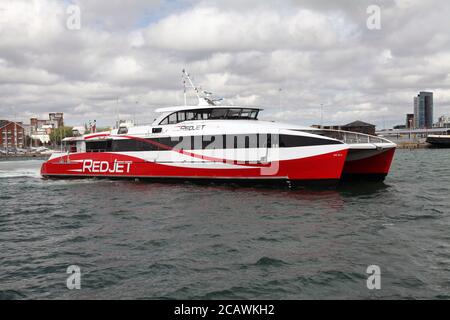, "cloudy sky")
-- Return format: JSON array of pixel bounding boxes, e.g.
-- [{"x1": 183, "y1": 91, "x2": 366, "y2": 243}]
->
[{"x1": 1, "y1": 0, "x2": 450, "y2": 128}]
